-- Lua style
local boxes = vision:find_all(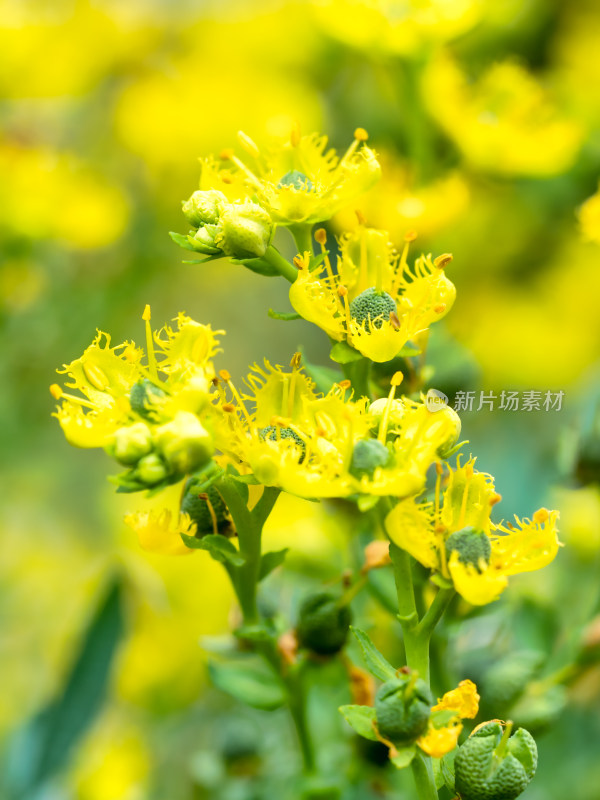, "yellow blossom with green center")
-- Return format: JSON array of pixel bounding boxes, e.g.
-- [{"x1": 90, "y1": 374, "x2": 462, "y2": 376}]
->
[
  {"x1": 51, "y1": 306, "x2": 222, "y2": 491},
  {"x1": 213, "y1": 126, "x2": 381, "y2": 225},
  {"x1": 215, "y1": 363, "x2": 461, "y2": 500},
  {"x1": 289, "y1": 226, "x2": 455, "y2": 363},
  {"x1": 385, "y1": 457, "x2": 561, "y2": 605}
]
